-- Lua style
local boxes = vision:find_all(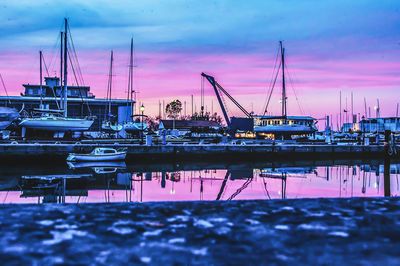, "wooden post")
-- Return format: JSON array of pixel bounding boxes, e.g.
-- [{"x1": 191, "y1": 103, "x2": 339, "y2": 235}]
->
[{"x1": 384, "y1": 130, "x2": 391, "y2": 197}]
